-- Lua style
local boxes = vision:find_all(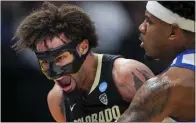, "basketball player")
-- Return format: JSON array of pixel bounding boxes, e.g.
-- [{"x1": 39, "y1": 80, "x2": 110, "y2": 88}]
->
[
  {"x1": 117, "y1": 1, "x2": 195, "y2": 122},
  {"x1": 12, "y1": 2, "x2": 154, "y2": 122}
]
